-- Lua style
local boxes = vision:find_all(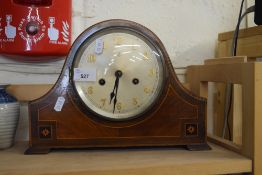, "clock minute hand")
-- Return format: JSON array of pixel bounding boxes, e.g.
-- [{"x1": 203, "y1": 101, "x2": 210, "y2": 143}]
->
[
  {"x1": 109, "y1": 70, "x2": 122, "y2": 104},
  {"x1": 112, "y1": 79, "x2": 119, "y2": 113},
  {"x1": 109, "y1": 76, "x2": 119, "y2": 104},
  {"x1": 110, "y1": 70, "x2": 122, "y2": 113}
]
